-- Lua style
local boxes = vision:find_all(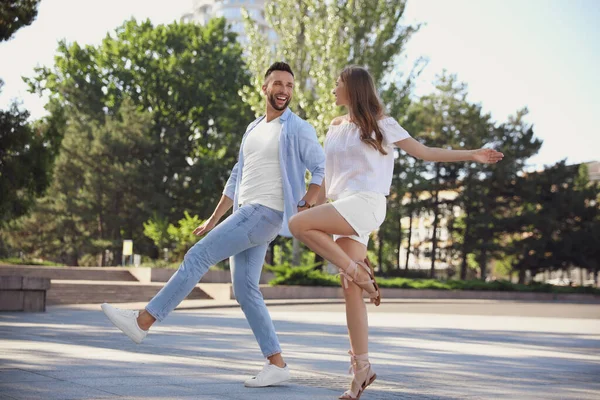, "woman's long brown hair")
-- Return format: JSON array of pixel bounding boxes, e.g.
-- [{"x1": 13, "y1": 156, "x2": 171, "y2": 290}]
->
[{"x1": 340, "y1": 65, "x2": 387, "y2": 155}]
